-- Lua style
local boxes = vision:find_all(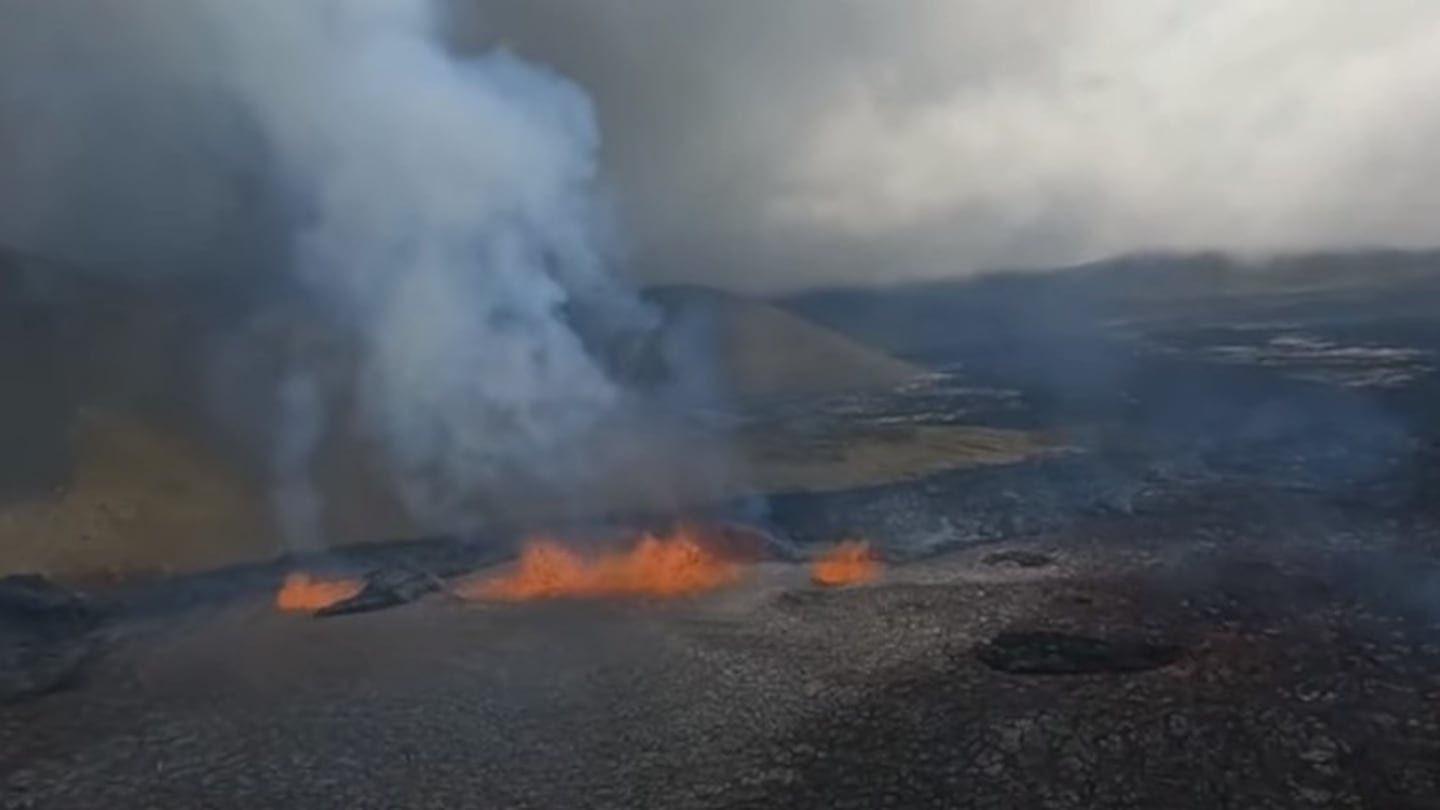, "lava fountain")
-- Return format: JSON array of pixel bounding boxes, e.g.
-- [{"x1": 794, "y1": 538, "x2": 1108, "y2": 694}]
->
[
  {"x1": 811, "y1": 540, "x2": 880, "y2": 587},
  {"x1": 275, "y1": 572, "x2": 364, "y2": 612},
  {"x1": 461, "y1": 527, "x2": 742, "y2": 601}
]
